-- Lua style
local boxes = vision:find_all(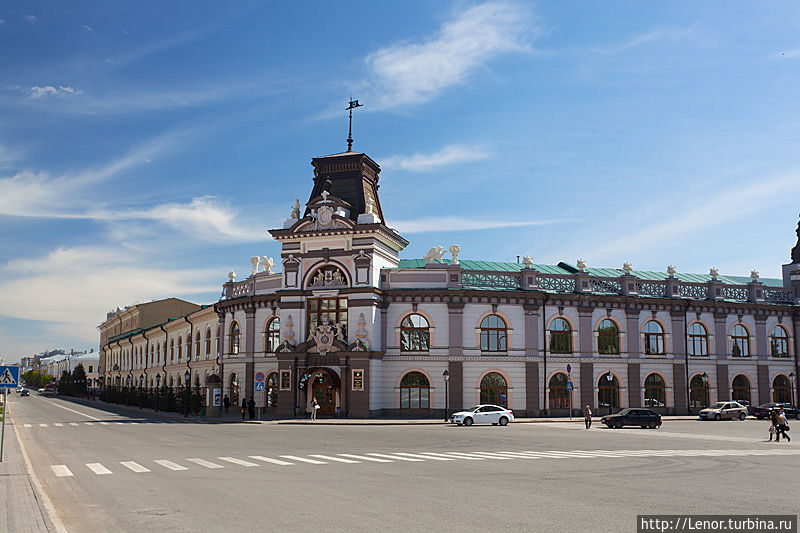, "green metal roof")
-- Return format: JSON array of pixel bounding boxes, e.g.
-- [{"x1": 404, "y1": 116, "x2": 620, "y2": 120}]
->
[{"x1": 394, "y1": 259, "x2": 783, "y2": 287}]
